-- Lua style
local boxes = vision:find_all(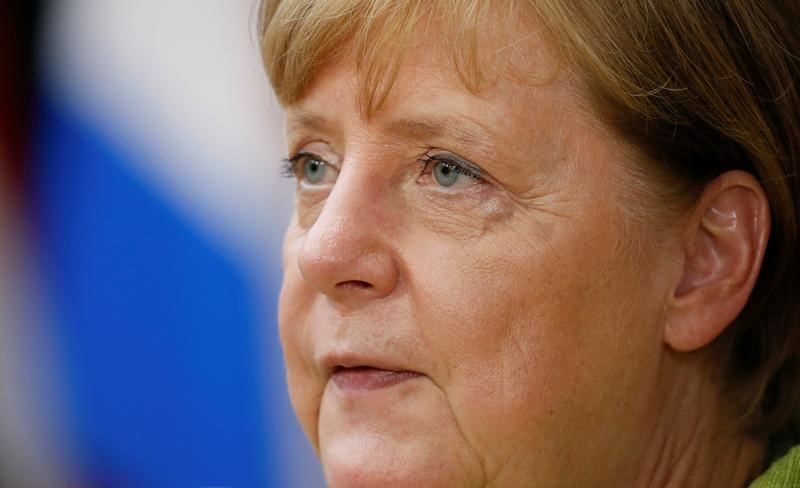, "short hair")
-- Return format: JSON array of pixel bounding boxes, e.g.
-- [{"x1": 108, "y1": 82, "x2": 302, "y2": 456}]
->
[{"x1": 259, "y1": 0, "x2": 800, "y2": 435}]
